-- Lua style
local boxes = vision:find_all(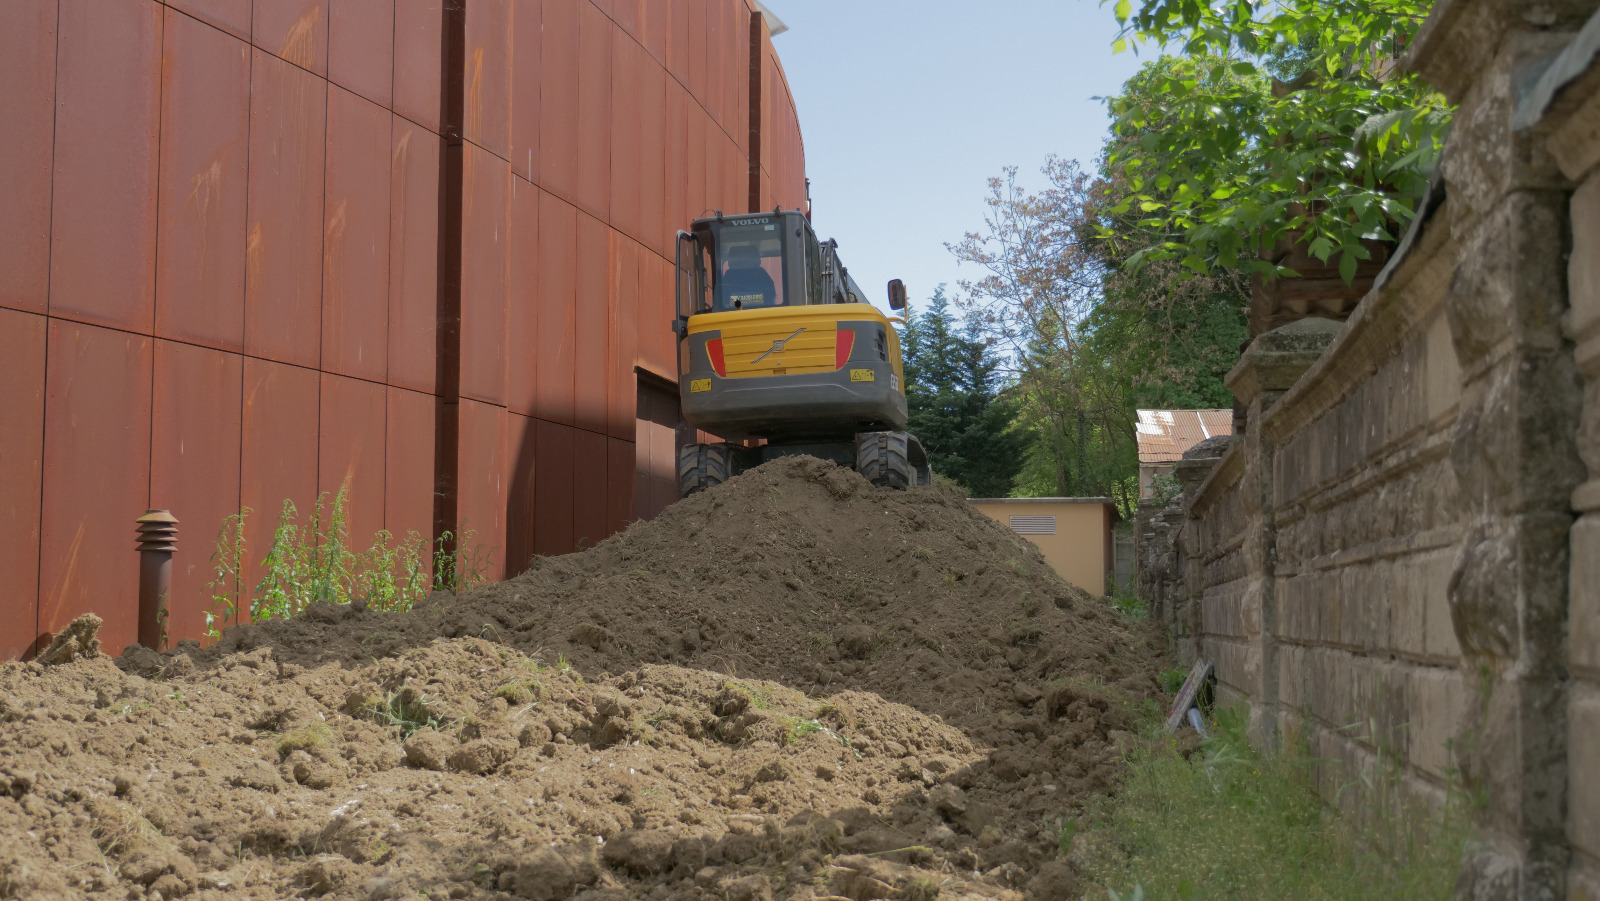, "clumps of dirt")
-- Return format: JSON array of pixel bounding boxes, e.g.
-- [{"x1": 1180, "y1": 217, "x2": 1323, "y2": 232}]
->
[{"x1": 0, "y1": 456, "x2": 1167, "y2": 900}]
